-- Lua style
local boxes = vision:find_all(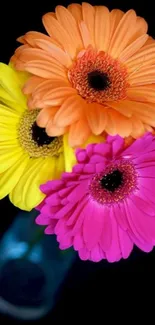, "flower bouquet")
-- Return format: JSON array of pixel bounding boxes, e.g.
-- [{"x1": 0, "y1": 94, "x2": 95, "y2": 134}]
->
[{"x1": 1, "y1": 2, "x2": 155, "y2": 265}]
